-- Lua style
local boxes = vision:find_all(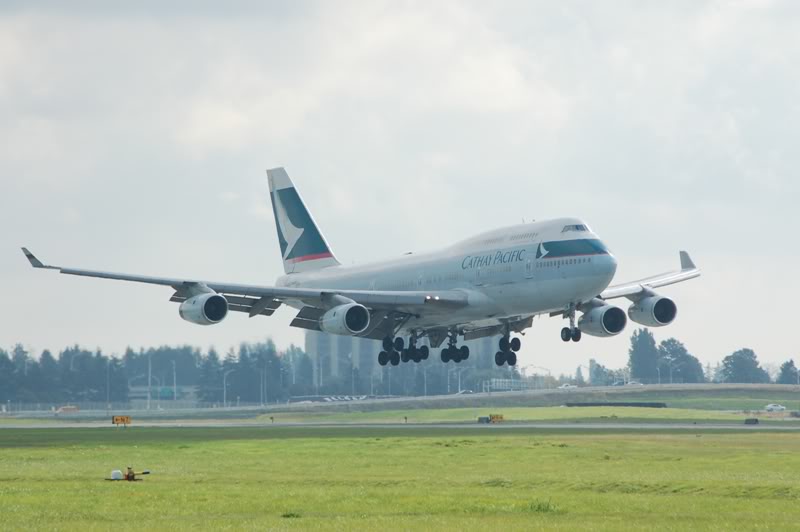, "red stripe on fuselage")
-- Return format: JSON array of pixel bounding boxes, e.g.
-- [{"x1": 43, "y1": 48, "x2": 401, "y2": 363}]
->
[{"x1": 287, "y1": 252, "x2": 334, "y2": 263}]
